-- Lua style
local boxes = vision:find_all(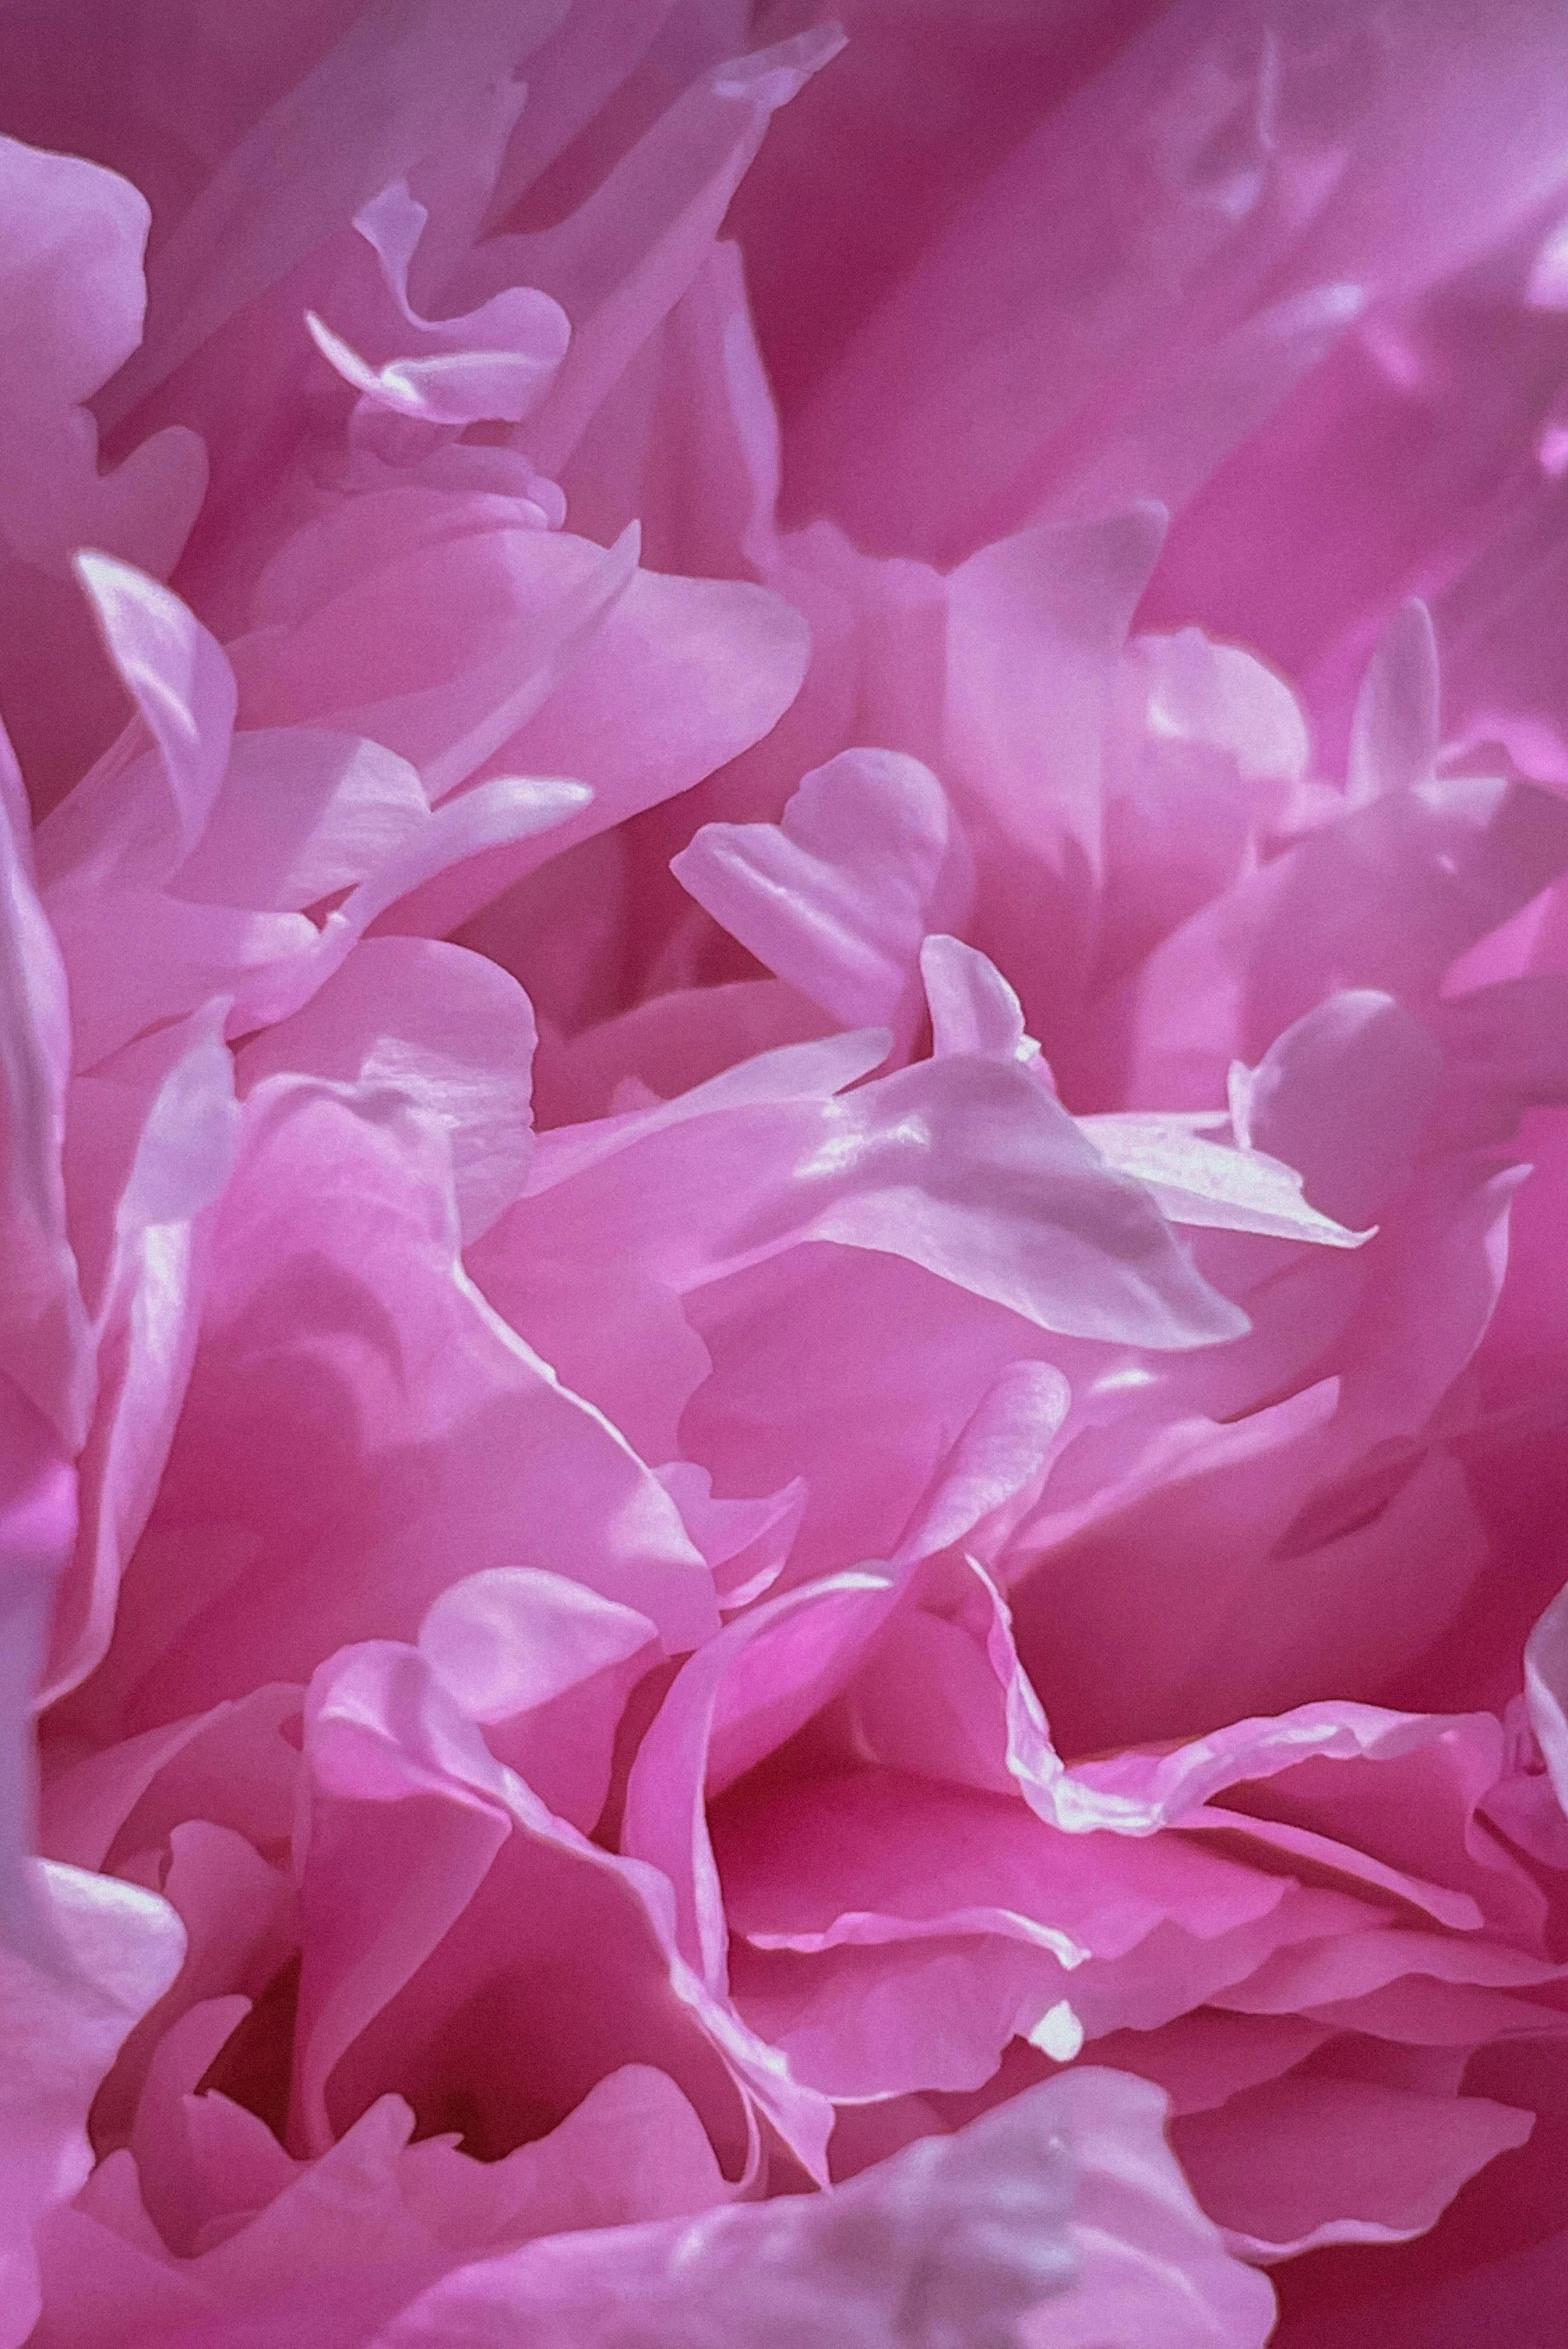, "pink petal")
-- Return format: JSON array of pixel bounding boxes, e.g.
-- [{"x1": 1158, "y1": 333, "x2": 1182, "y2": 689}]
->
[
  {"x1": 0, "y1": 1862, "x2": 184, "y2": 2345},
  {"x1": 0, "y1": 748, "x2": 91, "y2": 1446},
  {"x1": 0, "y1": 1375, "x2": 76, "y2": 1952},
  {"x1": 235, "y1": 514, "x2": 639, "y2": 803},
  {"x1": 674, "y1": 748, "x2": 974, "y2": 1037},
  {"x1": 97, "y1": 0, "x2": 577, "y2": 431},
  {"x1": 90, "y1": 1078, "x2": 714, "y2": 1733},
  {"x1": 503, "y1": 1044, "x2": 1248, "y2": 1353},
  {"x1": 0, "y1": 137, "x2": 204, "y2": 806},
  {"x1": 1174, "y1": 2073, "x2": 1533, "y2": 2259},
  {"x1": 44, "y1": 1004, "x2": 239, "y2": 1706},
  {"x1": 393, "y1": 564, "x2": 812, "y2": 942},
  {"x1": 237, "y1": 938, "x2": 539, "y2": 1245},
  {"x1": 73, "y1": 556, "x2": 236, "y2": 857},
  {"x1": 1347, "y1": 602, "x2": 1441, "y2": 805},
  {"x1": 506, "y1": 30, "x2": 845, "y2": 481},
  {"x1": 369, "y1": 2068, "x2": 1081, "y2": 2349}
]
